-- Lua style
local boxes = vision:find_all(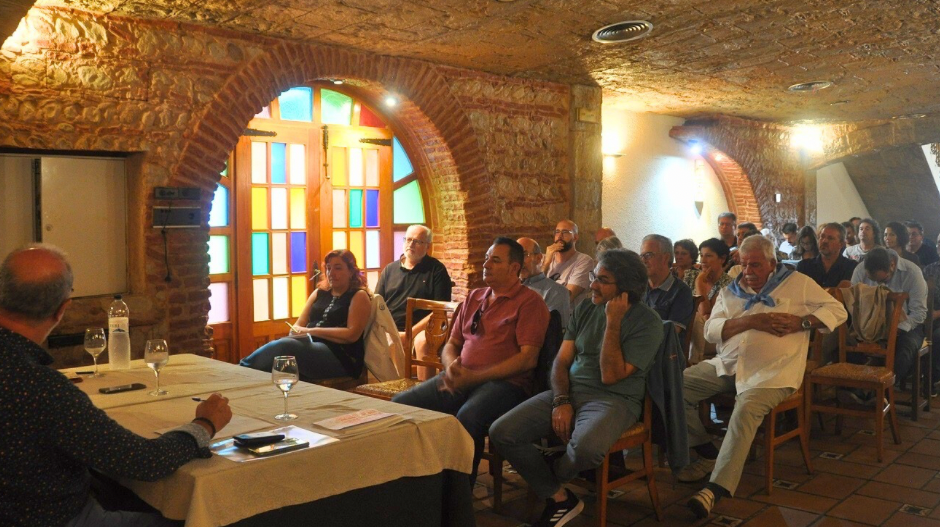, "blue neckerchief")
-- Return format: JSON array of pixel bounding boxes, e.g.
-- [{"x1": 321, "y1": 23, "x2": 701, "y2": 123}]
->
[{"x1": 727, "y1": 264, "x2": 793, "y2": 310}]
